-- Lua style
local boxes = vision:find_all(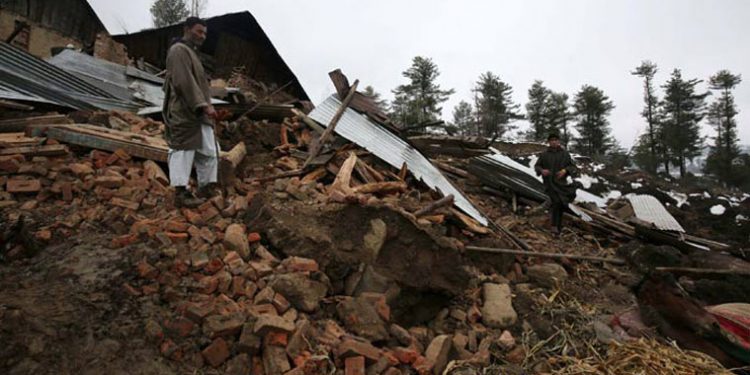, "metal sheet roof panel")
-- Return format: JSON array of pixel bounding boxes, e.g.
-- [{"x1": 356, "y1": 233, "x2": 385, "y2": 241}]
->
[
  {"x1": 309, "y1": 95, "x2": 488, "y2": 226},
  {"x1": 628, "y1": 194, "x2": 685, "y2": 232}
]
